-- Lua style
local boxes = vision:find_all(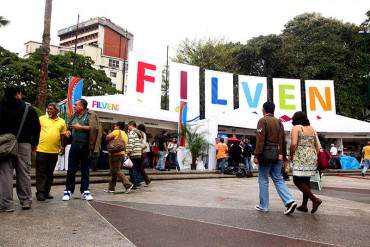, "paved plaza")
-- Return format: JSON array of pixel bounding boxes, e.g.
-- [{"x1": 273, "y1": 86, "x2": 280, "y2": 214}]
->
[{"x1": 1, "y1": 175, "x2": 369, "y2": 247}]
